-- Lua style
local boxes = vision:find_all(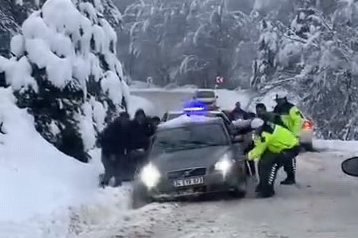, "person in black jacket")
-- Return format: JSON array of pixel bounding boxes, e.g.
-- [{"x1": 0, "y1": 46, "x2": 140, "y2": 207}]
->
[
  {"x1": 150, "y1": 116, "x2": 161, "y2": 129},
  {"x1": 229, "y1": 101, "x2": 250, "y2": 121},
  {"x1": 256, "y1": 103, "x2": 286, "y2": 128},
  {"x1": 129, "y1": 109, "x2": 155, "y2": 152},
  {"x1": 99, "y1": 112, "x2": 130, "y2": 187}
]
